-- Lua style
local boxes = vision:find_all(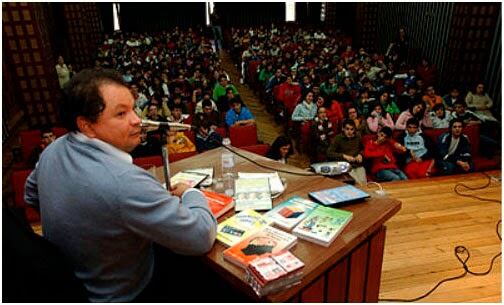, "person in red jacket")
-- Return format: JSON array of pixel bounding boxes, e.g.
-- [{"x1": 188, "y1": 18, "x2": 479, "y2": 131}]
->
[{"x1": 364, "y1": 126, "x2": 408, "y2": 181}]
